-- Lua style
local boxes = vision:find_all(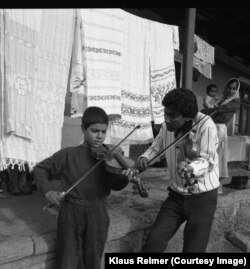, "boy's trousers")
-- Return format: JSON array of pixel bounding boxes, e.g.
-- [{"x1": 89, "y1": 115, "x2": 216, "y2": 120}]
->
[
  {"x1": 57, "y1": 198, "x2": 109, "y2": 269},
  {"x1": 143, "y1": 187, "x2": 218, "y2": 253}
]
